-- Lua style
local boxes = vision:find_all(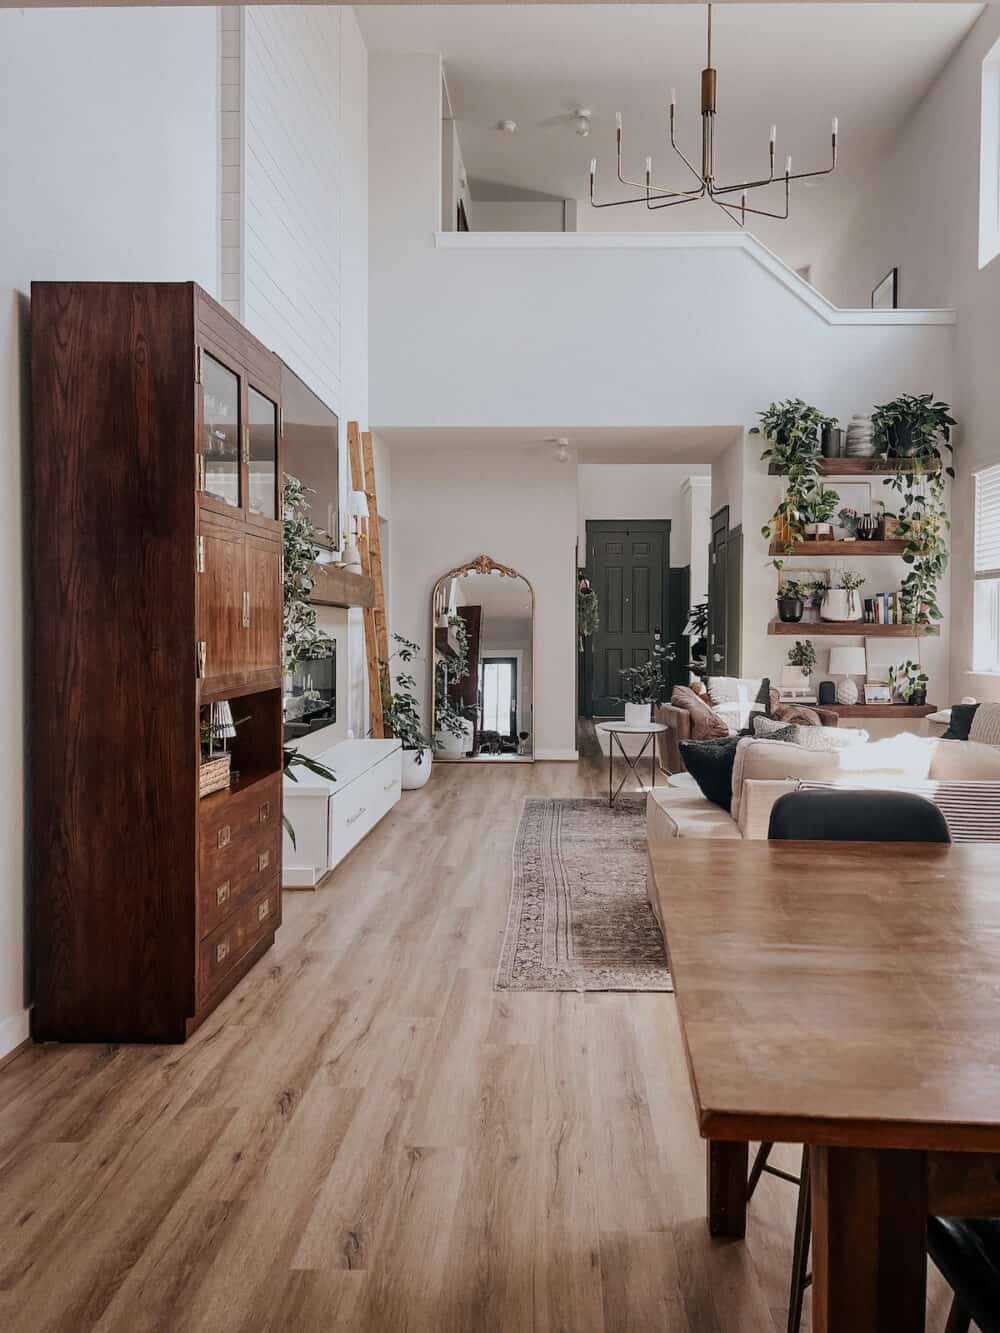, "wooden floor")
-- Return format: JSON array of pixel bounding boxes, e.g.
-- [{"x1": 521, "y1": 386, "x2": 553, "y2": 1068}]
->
[{"x1": 0, "y1": 739, "x2": 955, "y2": 1332}]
